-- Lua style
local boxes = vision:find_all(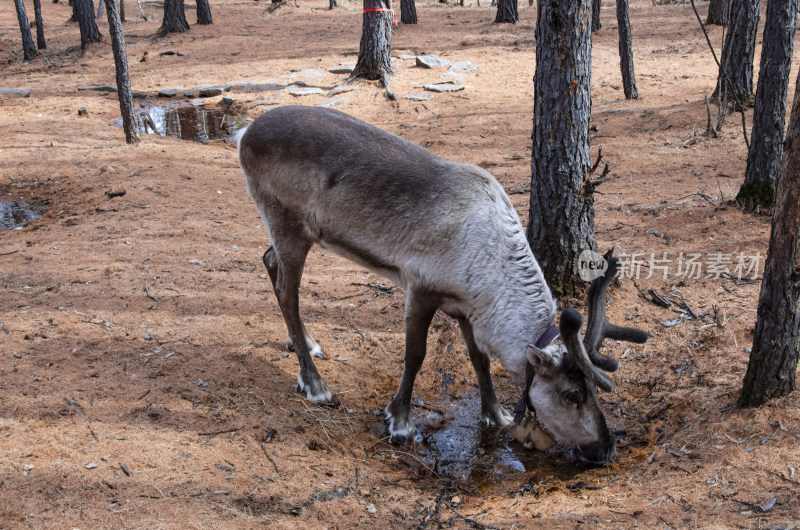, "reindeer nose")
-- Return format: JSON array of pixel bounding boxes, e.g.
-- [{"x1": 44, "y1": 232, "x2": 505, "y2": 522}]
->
[{"x1": 576, "y1": 440, "x2": 616, "y2": 466}]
